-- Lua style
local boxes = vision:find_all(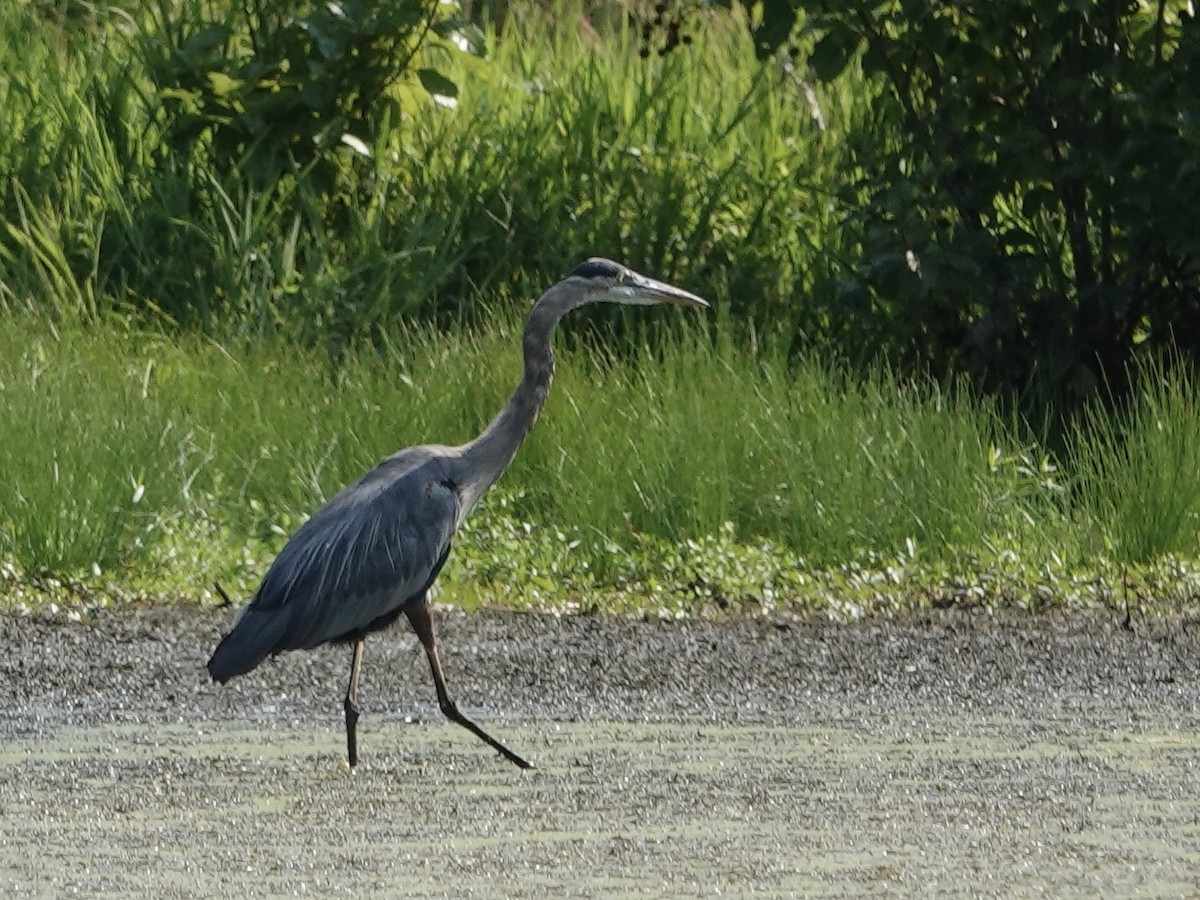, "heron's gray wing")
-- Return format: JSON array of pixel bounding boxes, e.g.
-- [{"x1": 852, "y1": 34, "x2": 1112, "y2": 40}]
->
[{"x1": 250, "y1": 450, "x2": 460, "y2": 650}]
